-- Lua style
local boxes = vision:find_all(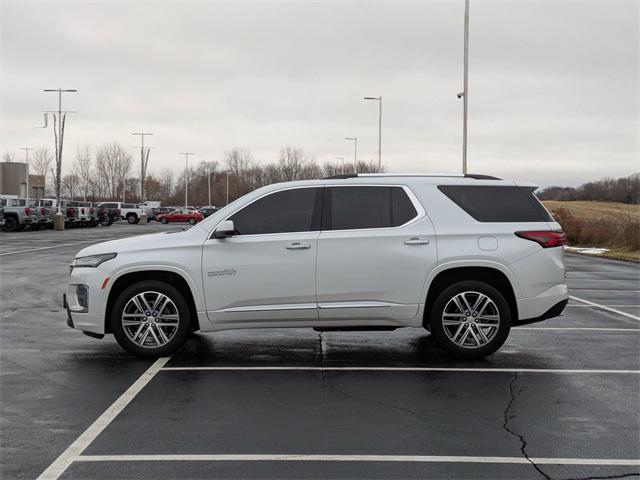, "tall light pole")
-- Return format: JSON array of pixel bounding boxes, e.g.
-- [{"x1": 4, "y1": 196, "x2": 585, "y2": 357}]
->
[
  {"x1": 457, "y1": 0, "x2": 470, "y2": 175},
  {"x1": 345, "y1": 137, "x2": 357, "y2": 173},
  {"x1": 43, "y1": 88, "x2": 77, "y2": 227},
  {"x1": 179, "y1": 152, "x2": 195, "y2": 208},
  {"x1": 336, "y1": 157, "x2": 345, "y2": 174},
  {"x1": 18, "y1": 147, "x2": 34, "y2": 201},
  {"x1": 364, "y1": 96, "x2": 382, "y2": 170},
  {"x1": 208, "y1": 165, "x2": 212, "y2": 206},
  {"x1": 132, "y1": 132, "x2": 153, "y2": 203},
  {"x1": 225, "y1": 171, "x2": 230, "y2": 205}
]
